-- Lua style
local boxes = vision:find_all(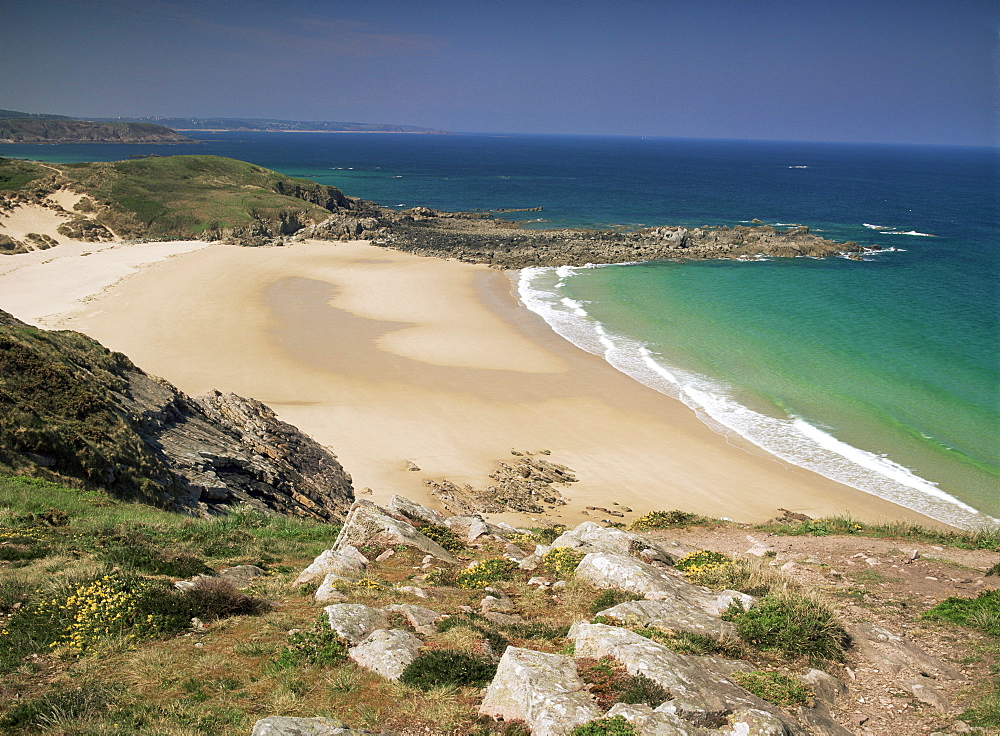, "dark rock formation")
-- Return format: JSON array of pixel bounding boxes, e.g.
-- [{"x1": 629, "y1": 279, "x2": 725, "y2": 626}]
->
[{"x1": 0, "y1": 310, "x2": 353, "y2": 519}]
